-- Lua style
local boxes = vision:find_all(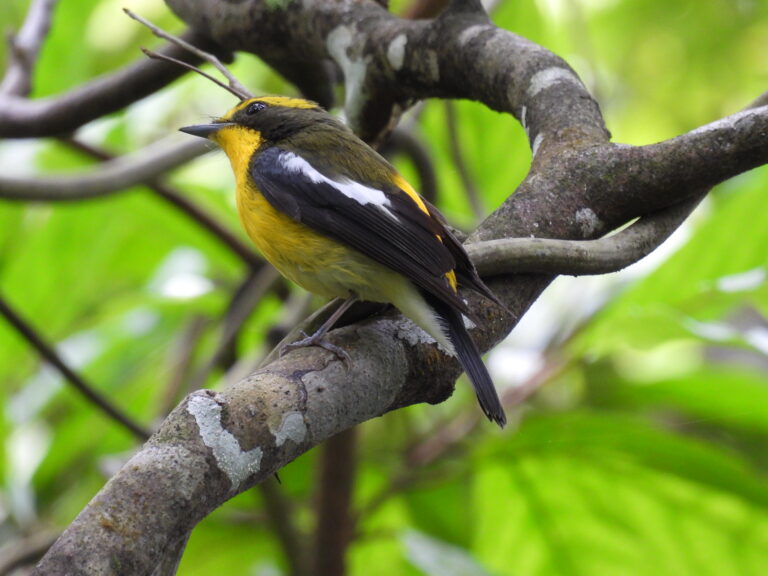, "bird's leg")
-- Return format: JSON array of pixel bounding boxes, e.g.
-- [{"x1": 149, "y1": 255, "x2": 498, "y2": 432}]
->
[{"x1": 281, "y1": 297, "x2": 357, "y2": 364}]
